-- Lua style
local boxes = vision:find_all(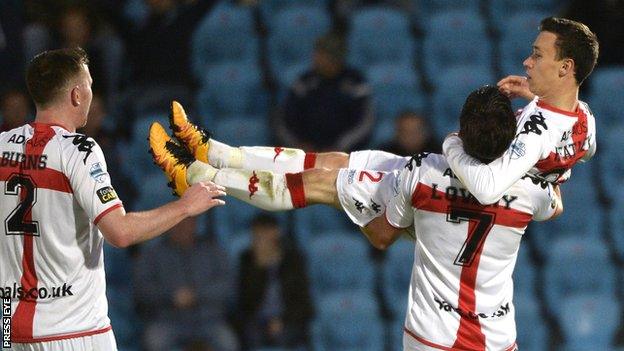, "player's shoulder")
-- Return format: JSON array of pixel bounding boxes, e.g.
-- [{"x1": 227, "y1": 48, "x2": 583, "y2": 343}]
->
[{"x1": 401, "y1": 152, "x2": 448, "y2": 181}]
